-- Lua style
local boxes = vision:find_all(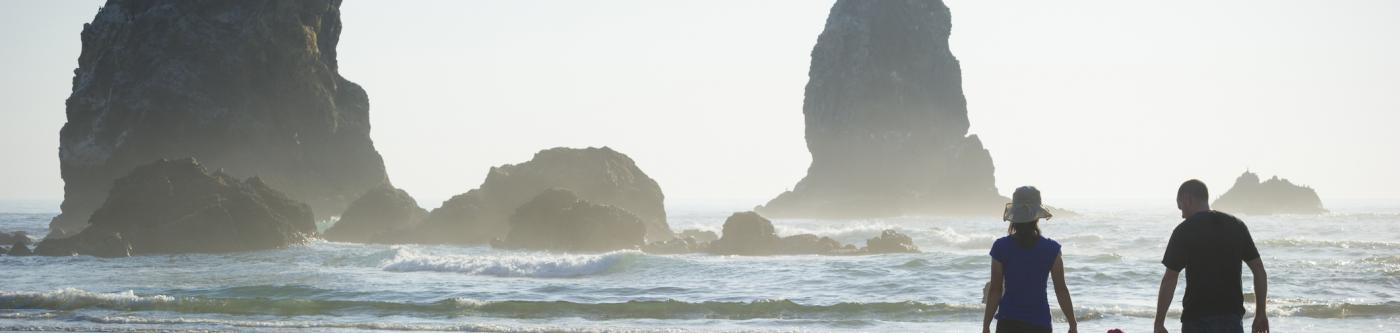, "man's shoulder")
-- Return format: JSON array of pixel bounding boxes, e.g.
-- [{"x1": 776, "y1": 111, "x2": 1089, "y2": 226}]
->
[
  {"x1": 1205, "y1": 210, "x2": 1251, "y2": 232},
  {"x1": 1208, "y1": 210, "x2": 1245, "y2": 223},
  {"x1": 1170, "y1": 218, "x2": 1194, "y2": 235},
  {"x1": 1180, "y1": 211, "x2": 1245, "y2": 228}
]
